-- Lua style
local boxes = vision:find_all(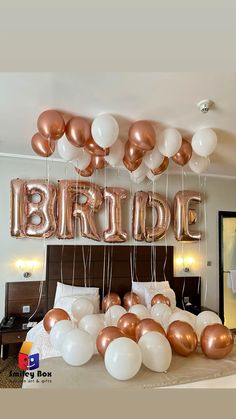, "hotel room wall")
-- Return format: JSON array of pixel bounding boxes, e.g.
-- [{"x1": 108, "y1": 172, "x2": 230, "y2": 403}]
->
[{"x1": 1, "y1": 156, "x2": 236, "y2": 320}]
